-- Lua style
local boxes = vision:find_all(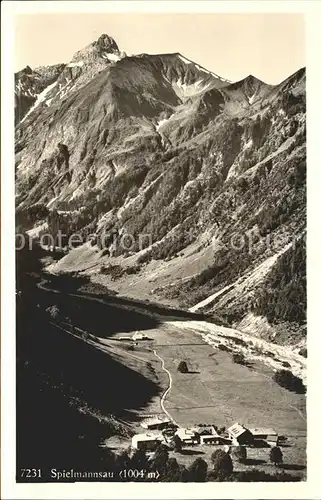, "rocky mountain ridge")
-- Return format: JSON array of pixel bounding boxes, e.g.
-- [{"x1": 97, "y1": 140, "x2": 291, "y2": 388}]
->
[{"x1": 15, "y1": 34, "x2": 306, "y2": 344}]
